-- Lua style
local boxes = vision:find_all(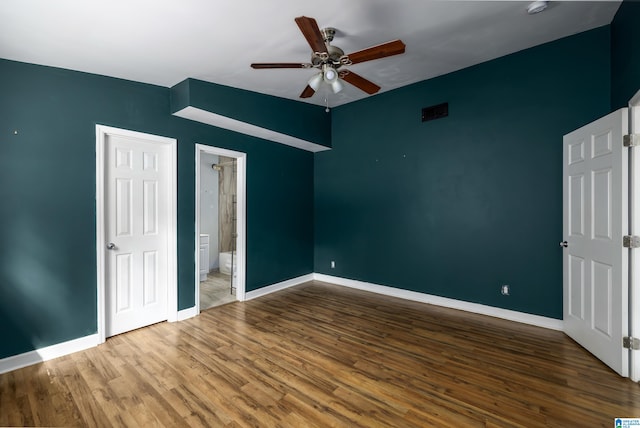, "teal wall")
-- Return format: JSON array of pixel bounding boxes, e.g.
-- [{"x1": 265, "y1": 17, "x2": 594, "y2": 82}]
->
[
  {"x1": 314, "y1": 27, "x2": 612, "y2": 319},
  {"x1": 0, "y1": 14, "x2": 630, "y2": 361},
  {"x1": 0, "y1": 59, "x2": 315, "y2": 359},
  {"x1": 611, "y1": 0, "x2": 640, "y2": 109}
]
